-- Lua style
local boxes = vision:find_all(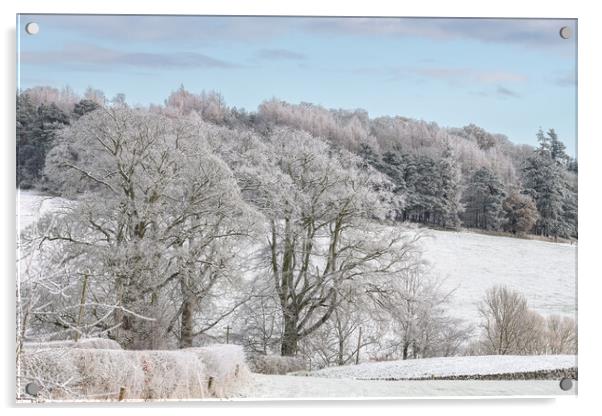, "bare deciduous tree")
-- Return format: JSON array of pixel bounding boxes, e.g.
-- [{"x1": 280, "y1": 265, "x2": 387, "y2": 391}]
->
[{"x1": 478, "y1": 286, "x2": 576, "y2": 355}]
